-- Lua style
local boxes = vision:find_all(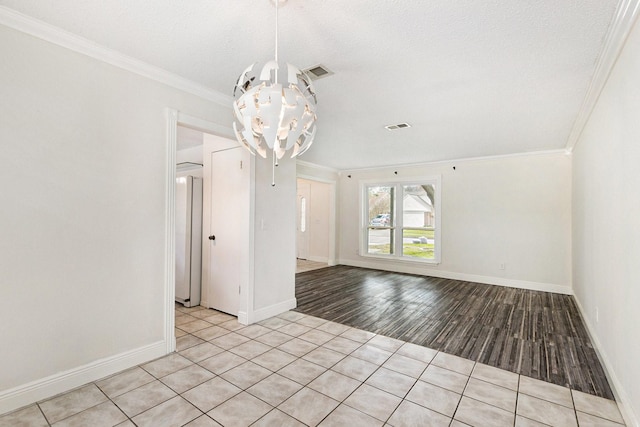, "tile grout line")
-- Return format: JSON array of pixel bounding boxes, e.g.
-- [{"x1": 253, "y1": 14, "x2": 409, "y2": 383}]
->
[
  {"x1": 291, "y1": 322, "x2": 447, "y2": 425},
  {"x1": 450, "y1": 357, "x2": 476, "y2": 425},
  {"x1": 571, "y1": 385, "x2": 579, "y2": 426},
  {"x1": 250, "y1": 316, "x2": 399, "y2": 425},
  {"x1": 105, "y1": 362, "x2": 200, "y2": 426},
  {"x1": 4, "y1": 306, "x2": 626, "y2": 426},
  {"x1": 378, "y1": 341, "x2": 426, "y2": 426},
  {"x1": 513, "y1": 373, "x2": 521, "y2": 427},
  {"x1": 197, "y1": 311, "x2": 513, "y2": 426}
]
